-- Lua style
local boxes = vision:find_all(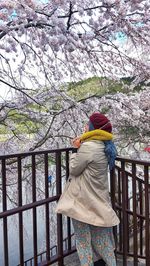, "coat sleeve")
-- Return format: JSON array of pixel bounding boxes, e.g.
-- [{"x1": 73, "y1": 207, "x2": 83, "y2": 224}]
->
[{"x1": 69, "y1": 143, "x2": 92, "y2": 177}]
